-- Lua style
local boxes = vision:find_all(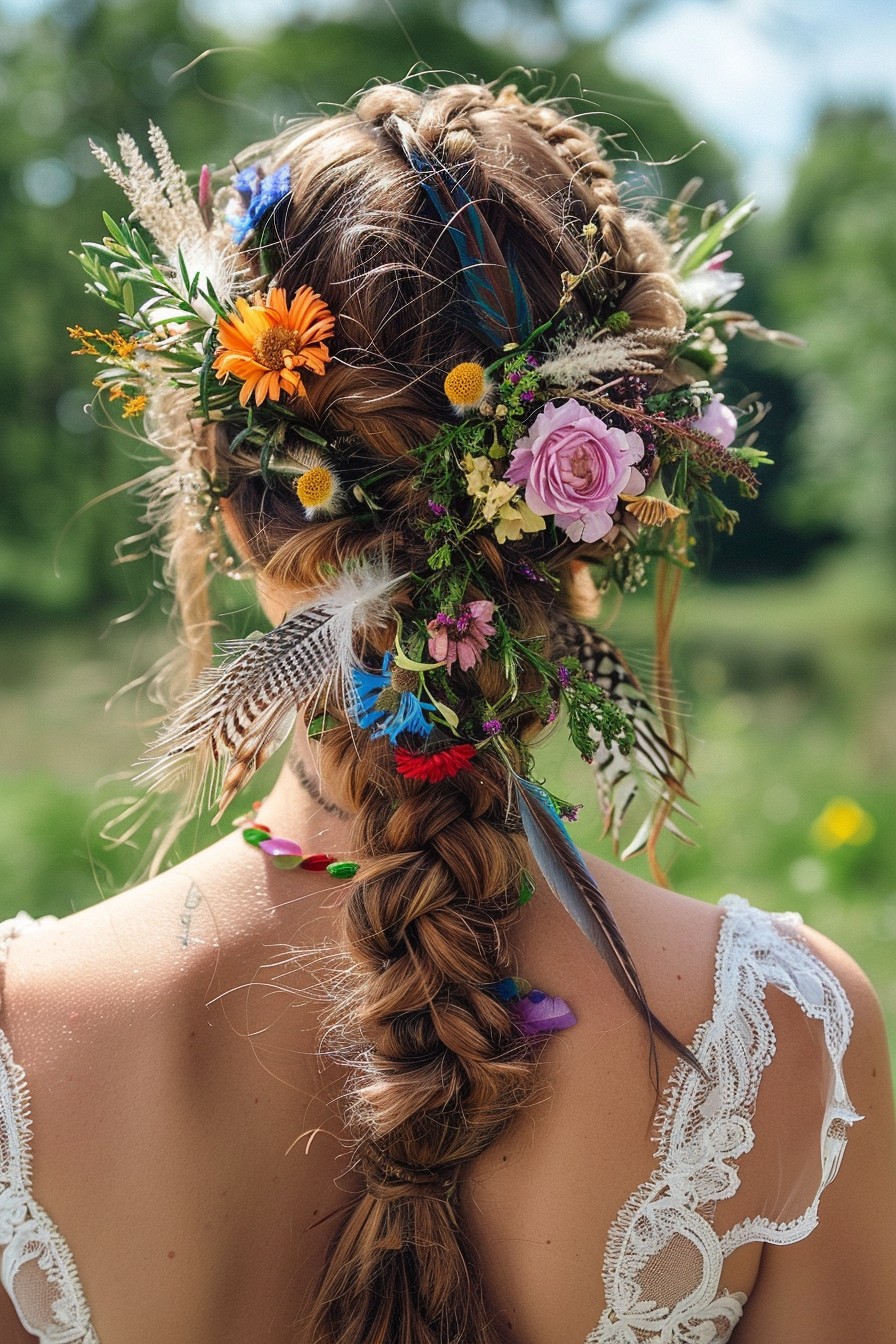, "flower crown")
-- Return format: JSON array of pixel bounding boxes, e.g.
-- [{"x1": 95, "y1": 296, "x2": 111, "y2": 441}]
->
[{"x1": 71, "y1": 118, "x2": 795, "y2": 877}]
